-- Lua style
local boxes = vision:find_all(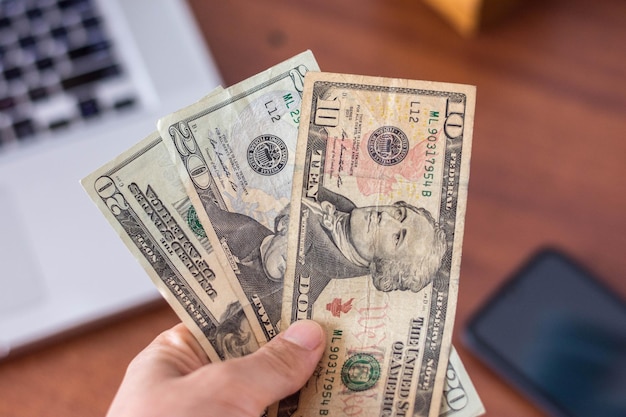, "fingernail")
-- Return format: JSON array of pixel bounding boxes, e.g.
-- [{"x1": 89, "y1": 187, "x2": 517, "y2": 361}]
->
[{"x1": 282, "y1": 320, "x2": 324, "y2": 351}]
